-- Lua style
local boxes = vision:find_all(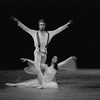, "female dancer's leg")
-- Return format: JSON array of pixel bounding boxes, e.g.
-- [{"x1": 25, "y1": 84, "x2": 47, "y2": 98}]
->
[{"x1": 6, "y1": 79, "x2": 40, "y2": 87}]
